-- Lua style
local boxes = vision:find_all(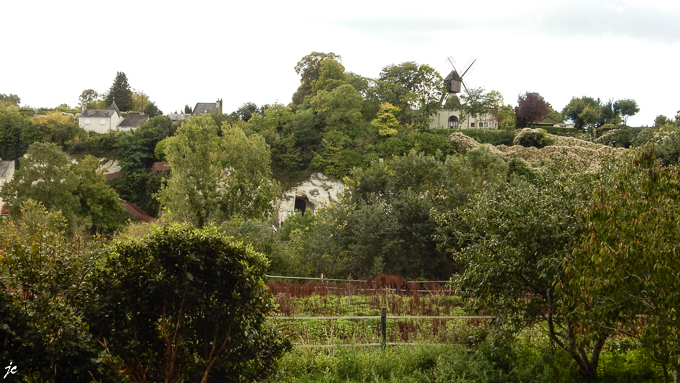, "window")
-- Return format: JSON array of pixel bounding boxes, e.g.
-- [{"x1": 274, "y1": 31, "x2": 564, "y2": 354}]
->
[
  {"x1": 484, "y1": 122, "x2": 488, "y2": 127},
  {"x1": 84, "y1": 119, "x2": 90, "y2": 125},
  {"x1": 448, "y1": 116, "x2": 459, "y2": 129},
  {"x1": 470, "y1": 122, "x2": 475, "y2": 127},
  {"x1": 100, "y1": 118, "x2": 106, "y2": 125}
]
